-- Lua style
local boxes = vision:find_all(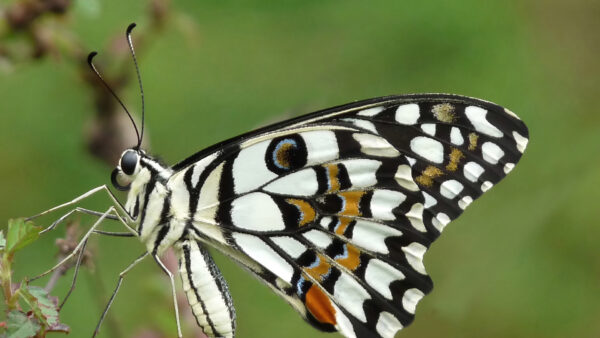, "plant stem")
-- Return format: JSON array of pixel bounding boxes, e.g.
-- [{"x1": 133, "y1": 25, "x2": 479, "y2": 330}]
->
[{"x1": 0, "y1": 254, "x2": 16, "y2": 310}]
